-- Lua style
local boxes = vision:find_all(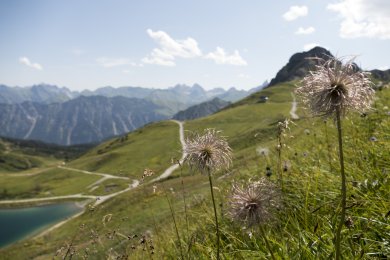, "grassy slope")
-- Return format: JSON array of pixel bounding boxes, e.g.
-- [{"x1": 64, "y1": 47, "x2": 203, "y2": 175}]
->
[
  {"x1": 0, "y1": 168, "x2": 101, "y2": 199},
  {"x1": 1, "y1": 83, "x2": 389, "y2": 259},
  {"x1": 0, "y1": 140, "x2": 58, "y2": 172},
  {"x1": 0, "y1": 138, "x2": 93, "y2": 172},
  {"x1": 0, "y1": 120, "x2": 181, "y2": 201},
  {"x1": 67, "y1": 120, "x2": 182, "y2": 178}
]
